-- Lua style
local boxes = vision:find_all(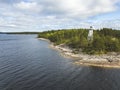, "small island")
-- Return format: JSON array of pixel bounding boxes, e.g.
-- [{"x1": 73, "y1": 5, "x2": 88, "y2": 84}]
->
[{"x1": 38, "y1": 28, "x2": 120, "y2": 68}]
